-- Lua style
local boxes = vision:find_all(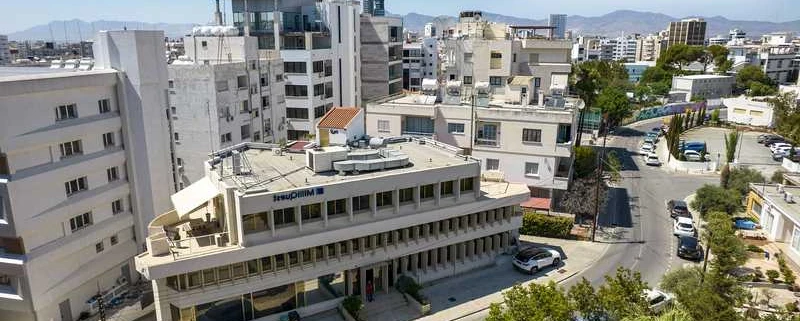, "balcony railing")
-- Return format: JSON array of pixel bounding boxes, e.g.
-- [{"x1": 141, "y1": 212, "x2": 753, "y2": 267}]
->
[{"x1": 475, "y1": 139, "x2": 499, "y2": 146}]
